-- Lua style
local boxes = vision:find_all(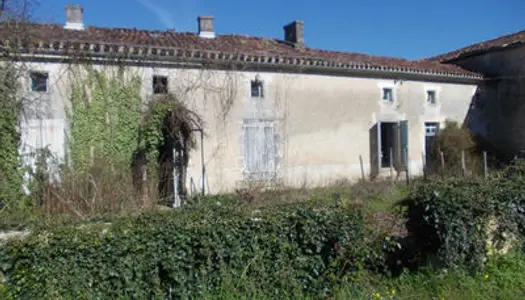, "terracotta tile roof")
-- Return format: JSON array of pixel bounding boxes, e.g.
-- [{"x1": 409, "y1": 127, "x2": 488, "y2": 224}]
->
[
  {"x1": 426, "y1": 29, "x2": 525, "y2": 62},
  {"x1": 0, "y1": 22, "x2": 482, "y2": 79}
]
